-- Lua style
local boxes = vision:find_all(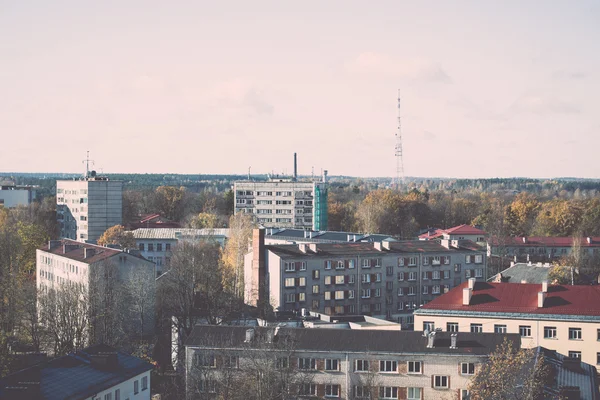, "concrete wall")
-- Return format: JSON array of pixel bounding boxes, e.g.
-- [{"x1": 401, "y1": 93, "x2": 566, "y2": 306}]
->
[
  {"x1": 86, "y1": 371, "x2": 151, "y2": 400},
  {"x1": 0, "y1": 188, "x2": 35, "y2": 208}
]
